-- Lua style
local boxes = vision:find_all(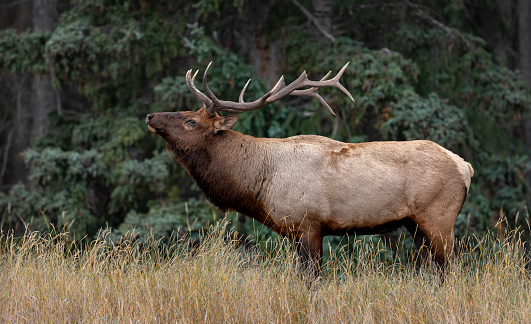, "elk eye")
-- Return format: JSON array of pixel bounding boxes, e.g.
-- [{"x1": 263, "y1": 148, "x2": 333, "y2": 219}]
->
[{"x1": 185, "y1": 120, "x2": 196, "y2": 126}]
